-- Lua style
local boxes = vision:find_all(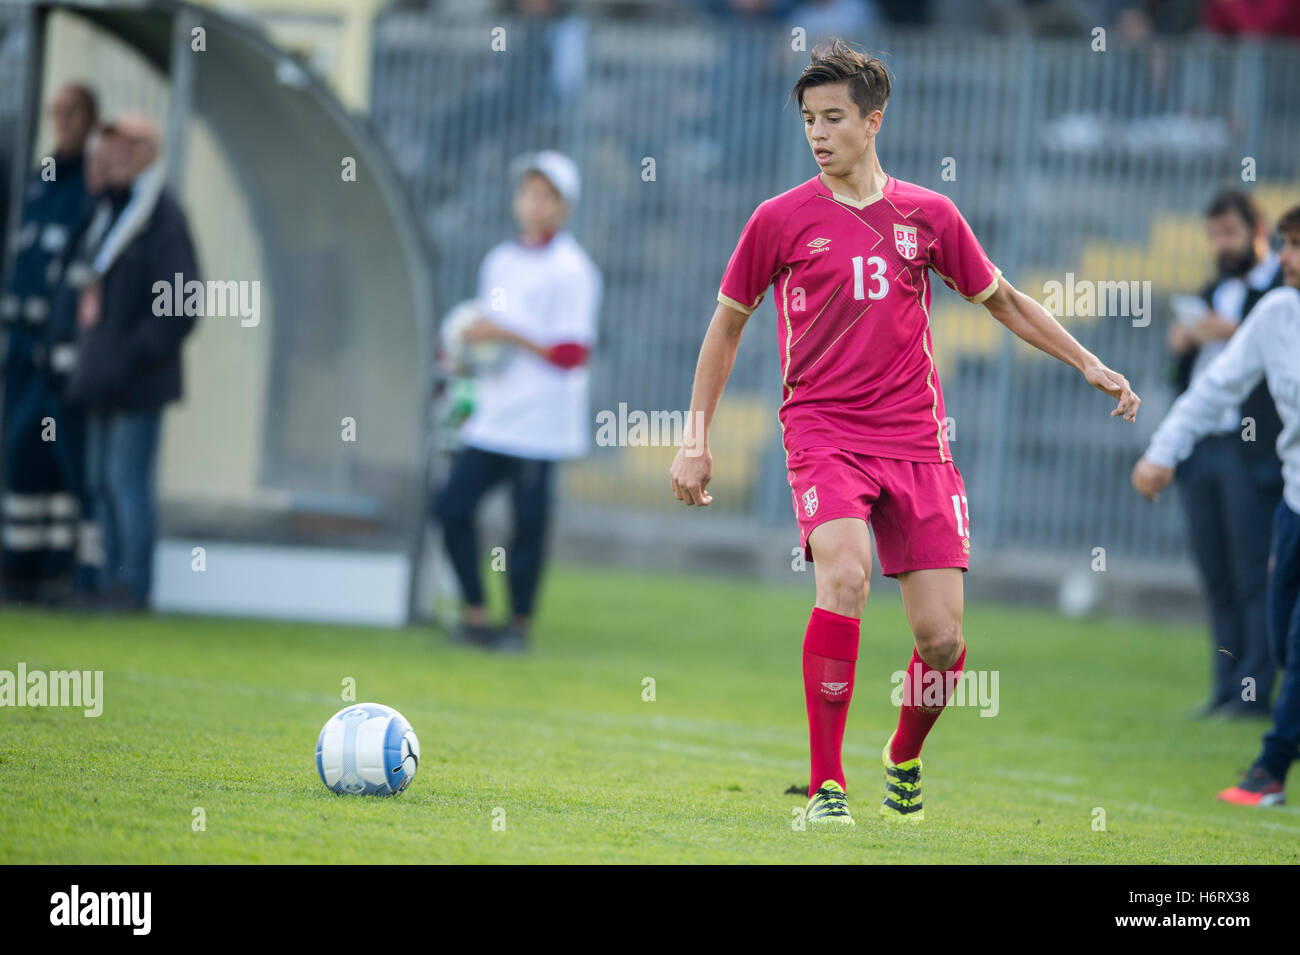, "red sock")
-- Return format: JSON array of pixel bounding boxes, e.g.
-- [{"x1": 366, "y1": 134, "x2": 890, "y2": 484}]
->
[
  {"x1": 891, "y1": 642, "x2": 966, "y2": 763},
  {"x1": 803, "y1": 607, "x2": 860, "y2": 797}
]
